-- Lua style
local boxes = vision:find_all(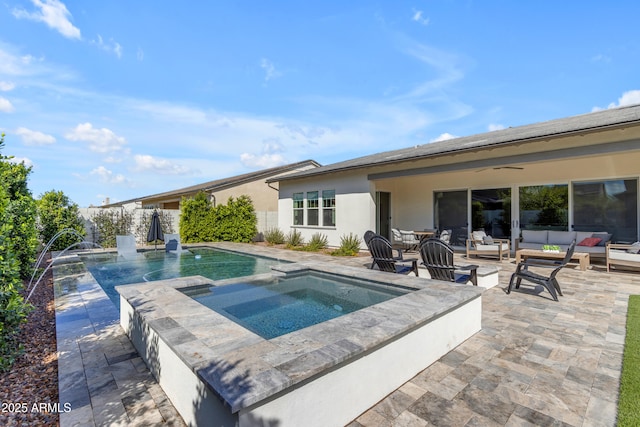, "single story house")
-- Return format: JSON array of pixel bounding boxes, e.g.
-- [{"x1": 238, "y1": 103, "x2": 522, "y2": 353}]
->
[
  {"x1": 268, "y1": 104, "x2": 640, "y2": 250},
  {"x1": 99, "y1": 159, "x2": 320, "y2": 235}
]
